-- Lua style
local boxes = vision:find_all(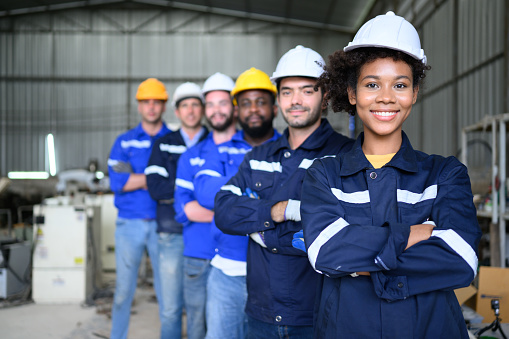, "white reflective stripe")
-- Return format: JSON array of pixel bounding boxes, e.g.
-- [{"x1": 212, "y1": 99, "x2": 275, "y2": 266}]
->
[
  {"x1": 160, "y1": 143, "x2": 187, "y2": 154},
  {"x1": 331, "y1": 188, "x2": 370, "y2": 204},
  {"x1": 423, "y1": 220, "x2": 436, "y2": 226},
  {"x1": 249, "y1": 160, "x2": 282, "y2": 173},
  {"x1": 108, "y1": 159, "x2": 119, "y2": 166},
  {"x1": 431, "y1": 229, "x2": 478, "y2": 276},
  {"x1": 308, "y1": 217, "x2": 350, "y2": 270},
  {"x1": 190, "y1": 157, "x2": 205, "y2": 166},
  {"x1": 196, "y1": 169, "x2": 222, "y2": 178},
  {"x1": 299, "y1": 155, "x2": 336, "y2": 169},
  {"x1": 144, "y1": 165, "x2": 169, "y2": 177},
  {"x1": 397, "y1": 185, "x2": 437, "y2": 204},
  {"x1": 220, "y1": 184, "x2": 242, "y2": 196},
  {"x1": 121, "y1": 139, "x2": 151, "y2": 149},
  {"x1": 175, "y1": 178, "x2": 194, "y2": 191},
  {"x1": 218, "y1": 146, "x2": 250, "y2": 154},
  {"x1": 285, "y1": 199, "x2": 301, "y2": 221}
]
